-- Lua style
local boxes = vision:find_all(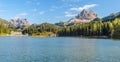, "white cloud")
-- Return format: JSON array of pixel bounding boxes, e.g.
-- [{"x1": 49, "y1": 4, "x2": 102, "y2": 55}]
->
[
  {"x1": 49, "y1": 6, "x2": 59, "y2": 11},
  {"x1": 55, "y1": 16, "x2": 64, "y2": 18},
  {"x1": 32, "y1": 8, "x2": 45, "y2": 15},
  {"x1": 26, "y1": 0, "x2": 40, "y2": 5},
  {"x1": 65, "y1": 12, "x2": 76, "y2": 17},
  {"x1": 39, "y1": 11, "x2": 45, "y2": 15},
  {"x1": 14, "y1": 13, "x2": 28, "y2": 19},
  {"x1": 70, "y1": 4, "x2": 97, "y2": 11},
  {"x1": 18, "y1": 13, "x2": 28, "y2": 16},
  {"x1": 62, "y1": 0, "x2": 82, "y2": 2},
  {"x1": 50, "y1": 4, "x2": 70, "y2": 11}
]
